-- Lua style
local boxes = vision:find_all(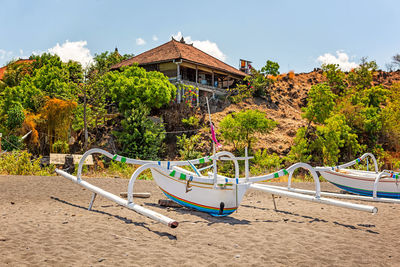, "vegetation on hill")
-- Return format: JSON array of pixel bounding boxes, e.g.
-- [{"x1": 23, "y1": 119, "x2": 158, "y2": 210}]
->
[{"x1": 1, "y1": 50, "x2": 400, "y2": 176}]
